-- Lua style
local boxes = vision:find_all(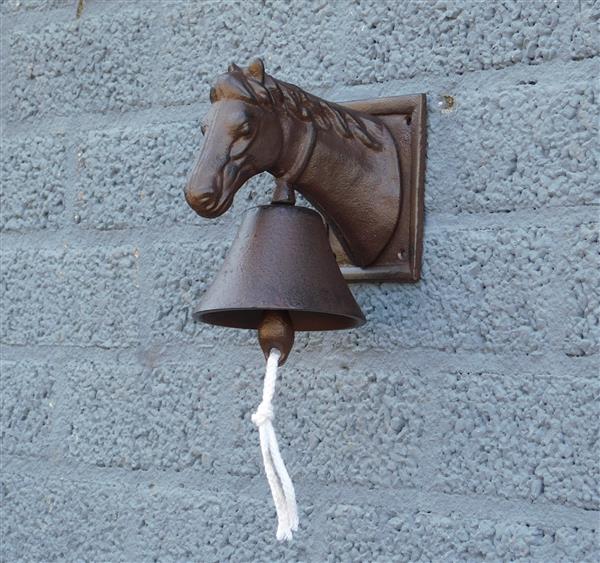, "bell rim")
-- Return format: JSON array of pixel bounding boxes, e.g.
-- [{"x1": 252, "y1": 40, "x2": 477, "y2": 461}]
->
[{"x1": 193, "y1": 306, "x2": 366, "y2": 331}]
